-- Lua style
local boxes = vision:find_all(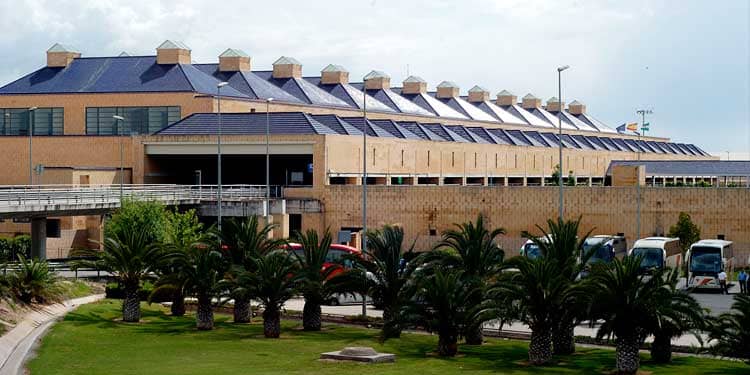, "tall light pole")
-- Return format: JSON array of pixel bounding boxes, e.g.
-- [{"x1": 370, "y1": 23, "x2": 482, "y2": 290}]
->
[
  {"x1": 217, "y1": 81, "x2": 229, "y2": 231},
  {"x1": 361, "y1": 83, "x2": 368, "y2": 318},
  {"x1": 556, "y1": 66, "x2": 569, "y2": 222},
  {"x1": 265, "y1": 98, "x2": 274, "y2": 222},
  {"x1": 635, "y1": 109, "x2": 652, "y2": 239},
  {"x1": 113, "y1": 115, "x2": 126, "y2": 201},
  {"x1": 28, "y1": 107, "x2": 37, "y2": 185}
]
